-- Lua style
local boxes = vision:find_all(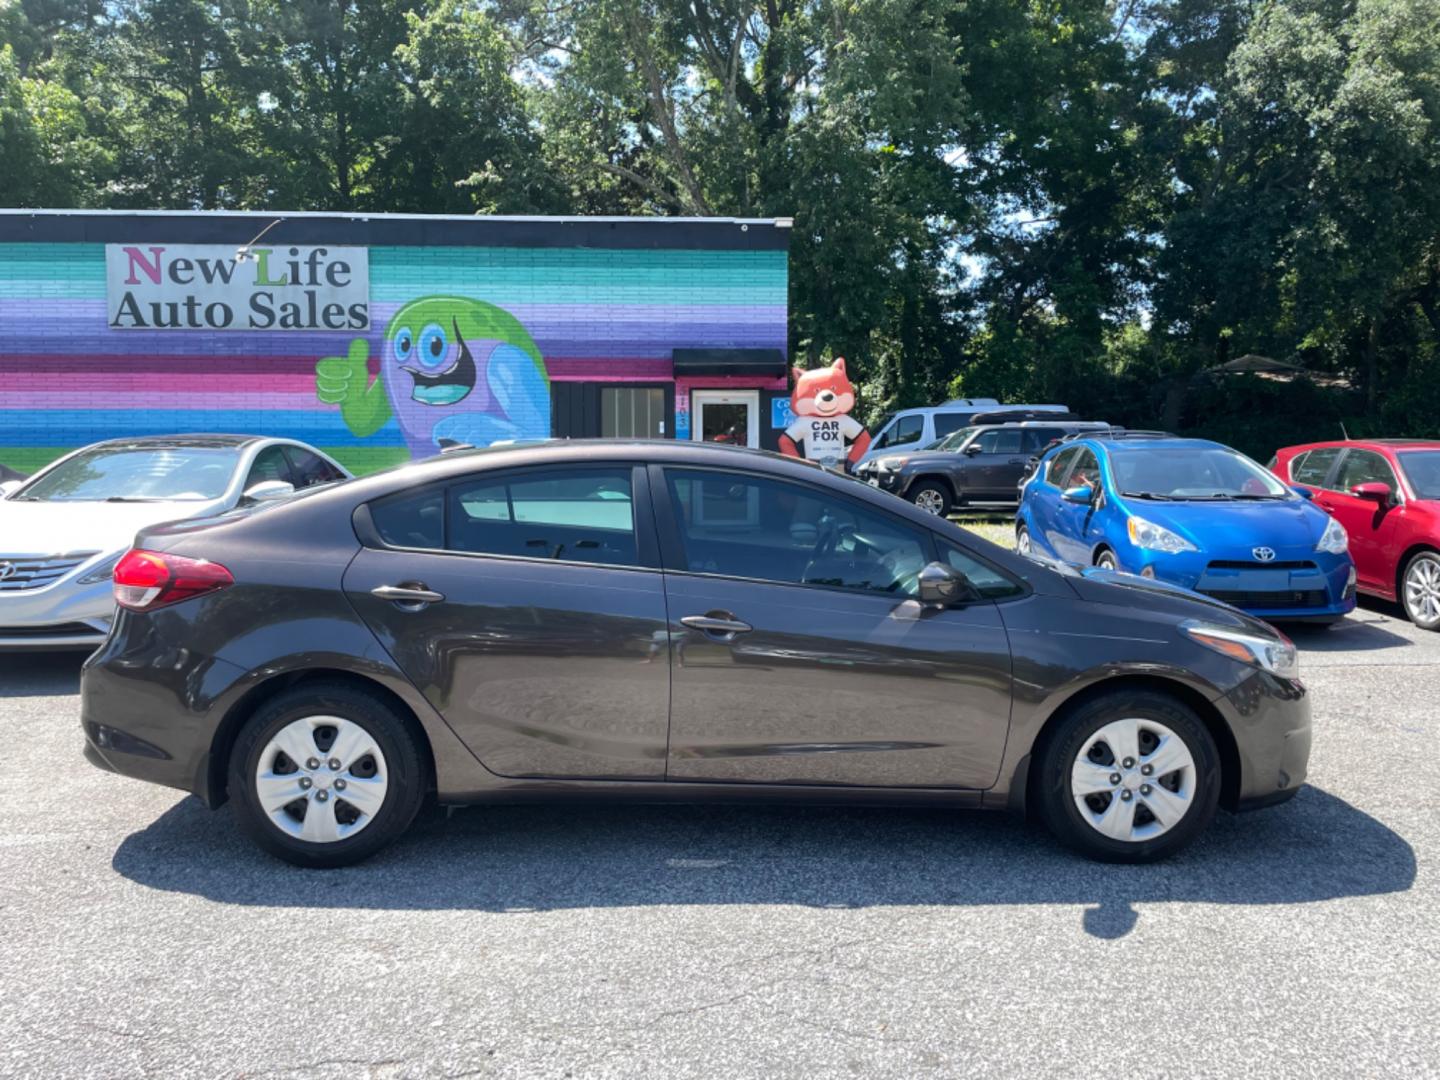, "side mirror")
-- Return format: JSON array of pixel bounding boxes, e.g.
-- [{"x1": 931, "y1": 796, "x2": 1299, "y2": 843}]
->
[
  {"x1": 1290, "y1": 485, "x2": 1315, "y2": 501},
  {"x1": 0, "y1": 480, "x2": 20, "y2": 498},
  {"x1": 242, "y1": 479, "x2": 295, "y2": 504},
  {"x1": 963, "y1": 444, "x2": 983, "y2": 456},
  {"x1": 1062, "y1": 484, "x2": 1095, "y2": 504},
  {"x1": 1351, "y1": 481, "x2": 1392, "y2": 504},
  {"x1": 917, "y1": 561, "x2": 977, "y2": 607}
]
